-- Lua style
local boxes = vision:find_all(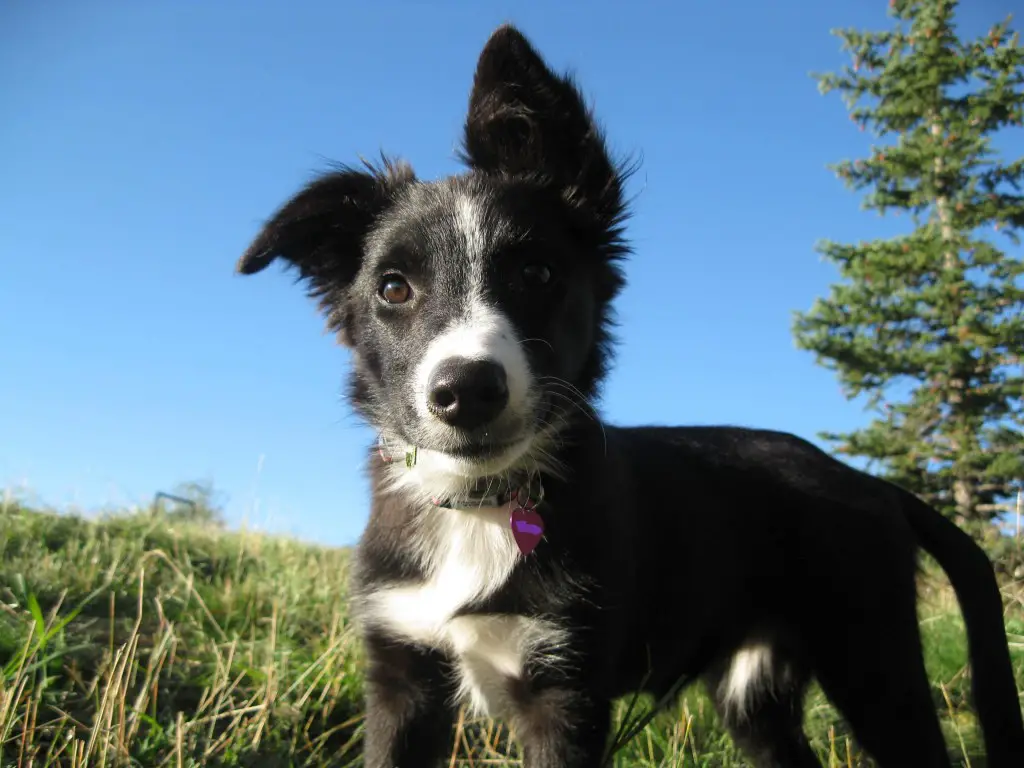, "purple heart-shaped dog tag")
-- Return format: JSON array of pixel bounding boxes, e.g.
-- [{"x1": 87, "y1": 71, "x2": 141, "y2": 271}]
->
[{"x1": 510, "y1": 505, "x2": 545, "y2": 556}]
